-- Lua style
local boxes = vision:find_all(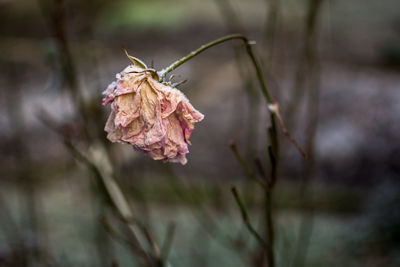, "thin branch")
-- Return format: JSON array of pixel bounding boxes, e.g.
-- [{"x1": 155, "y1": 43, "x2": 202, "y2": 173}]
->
[
  {"x1": 63, "y1": 141, "x2": 159, "y2": 266},
  {"x1": 164, "y1": 166, "x2": 240, "y2": 251},
  {"x1": 254, "y1": 157, "x2": 267, "y2": 181},
  {"x1": 161, "y1": 221, "x2": 176, "y2": 262},
  {"x1": 268, "y1": 103, "x2": 307, "y2": 158},
  {"x1": 229, "y1": 141, "x2": 266, "y2": 188},
  {"x1": 141, "y1": 227, "x2": 162, "y2": 264},
  {"x1": 99, "y1": 215, "x2": 148, "y2": 260},
  {"x1": 231, "y1": 186, "x2": 269, "y2": 249},
  {"x1": 263, "y1": 0, "x2": 280, "y2": 65},
  {"x1": 292, "y1": 1, "x2": 325, "y2": 267}
]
